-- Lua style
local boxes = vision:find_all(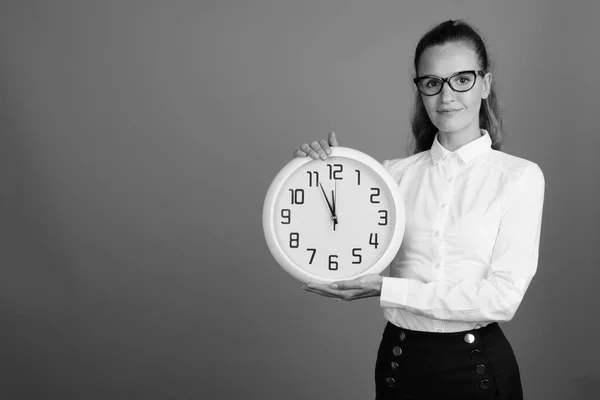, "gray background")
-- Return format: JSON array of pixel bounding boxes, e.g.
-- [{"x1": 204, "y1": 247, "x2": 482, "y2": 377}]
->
[{"x1": 1, "y1": 0, "x2": 598, "y2": 399}]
